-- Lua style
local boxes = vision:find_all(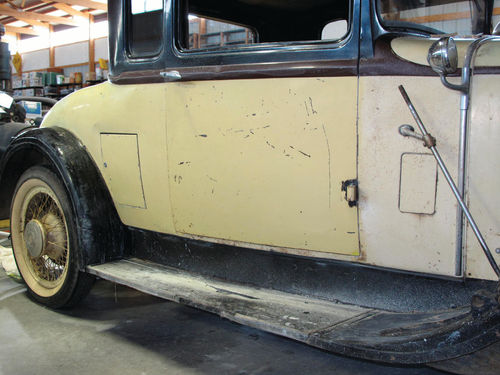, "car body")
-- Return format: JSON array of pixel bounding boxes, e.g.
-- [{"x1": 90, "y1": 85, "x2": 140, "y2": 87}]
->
[{"x1": 1, "y1": 0, "x2": 499, "y2": 365}]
